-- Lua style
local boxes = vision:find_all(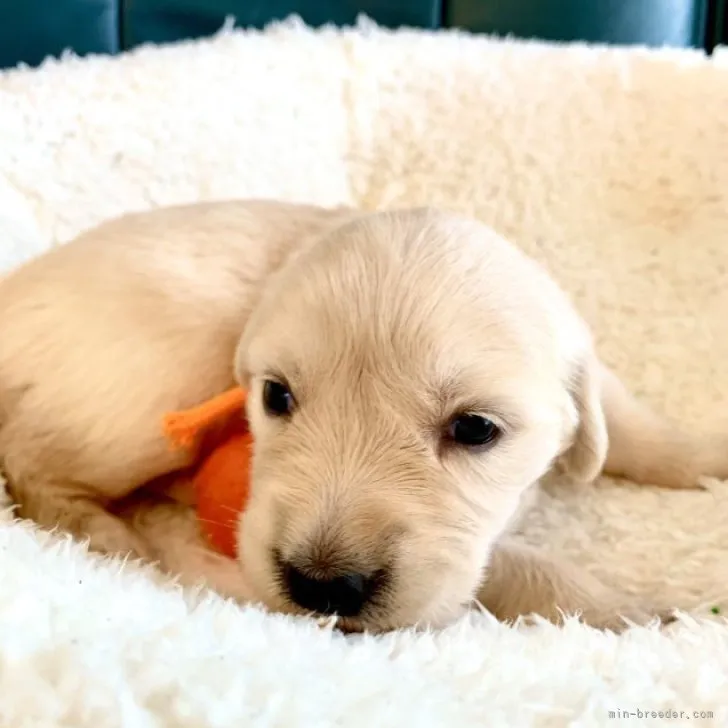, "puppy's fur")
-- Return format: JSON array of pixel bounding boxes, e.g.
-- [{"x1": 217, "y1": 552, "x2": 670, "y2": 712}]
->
[{"x1": 1, "y1": 200, "x2": 726, "y2": 632}]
